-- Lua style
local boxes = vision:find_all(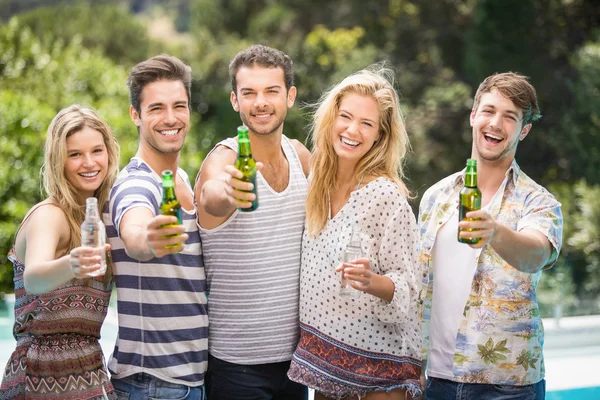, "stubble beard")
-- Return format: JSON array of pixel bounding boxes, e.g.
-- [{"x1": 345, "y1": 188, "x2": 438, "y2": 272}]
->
[{"x1": 240, "y1": 111, "x2": 286, "y2": 137}]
